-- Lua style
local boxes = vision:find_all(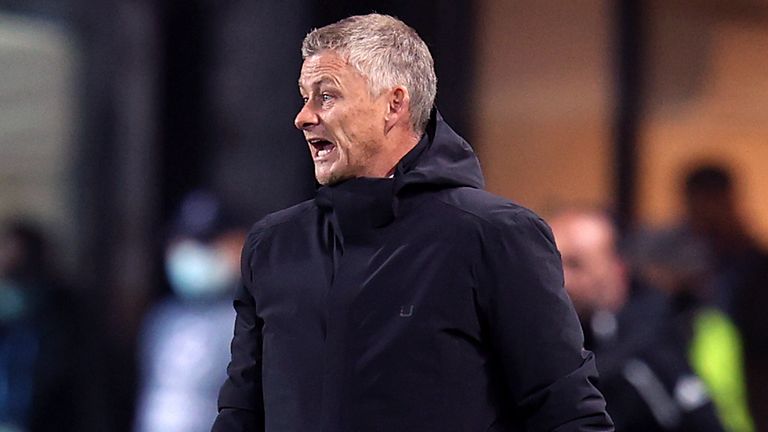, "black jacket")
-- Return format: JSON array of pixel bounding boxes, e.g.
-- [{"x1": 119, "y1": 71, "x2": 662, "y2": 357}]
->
[
  {"x1": 585, "y1": 283, "x2": 724, "y2": 432},
  {"x1": 213, "y1": 112, "x2": 613, "y2": 431}
]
